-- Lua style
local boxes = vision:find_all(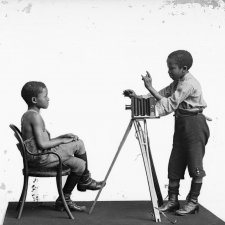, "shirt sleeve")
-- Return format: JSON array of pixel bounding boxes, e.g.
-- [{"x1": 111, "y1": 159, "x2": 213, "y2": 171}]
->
[
  {"x1": 156, "y1": 81, "x2": 194, "y2": 116},
  {"x1": 158, "y1": 83, "x2": 174, "y2": 98},
  {"x1": 141, "y1": 82, "x2": 174, "y2": 99}
]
